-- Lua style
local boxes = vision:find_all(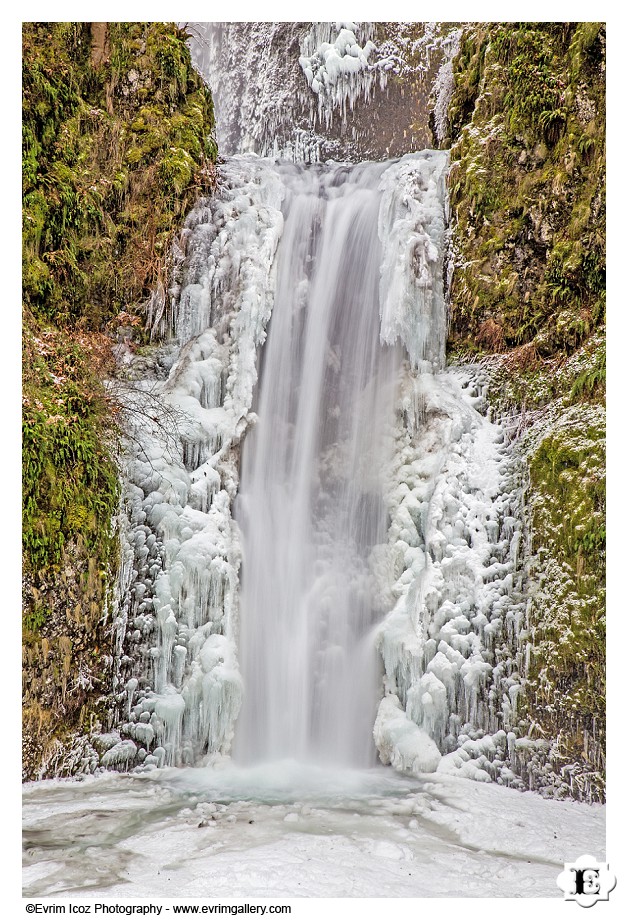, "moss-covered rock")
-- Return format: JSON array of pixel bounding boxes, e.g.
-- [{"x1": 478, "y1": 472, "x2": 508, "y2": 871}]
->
[
  {"x1": 22, "y1": 22, "x2": 216, "y2": 328},
  {"x1": 22, "y1": 22, "x2": 216, "y2": 779},
  {"x1": 445, "y1": 23, "x2": 605, "y2": 358},
  {"x1": 445, "y1": 24, "x2": 605, "y2": 800}
]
